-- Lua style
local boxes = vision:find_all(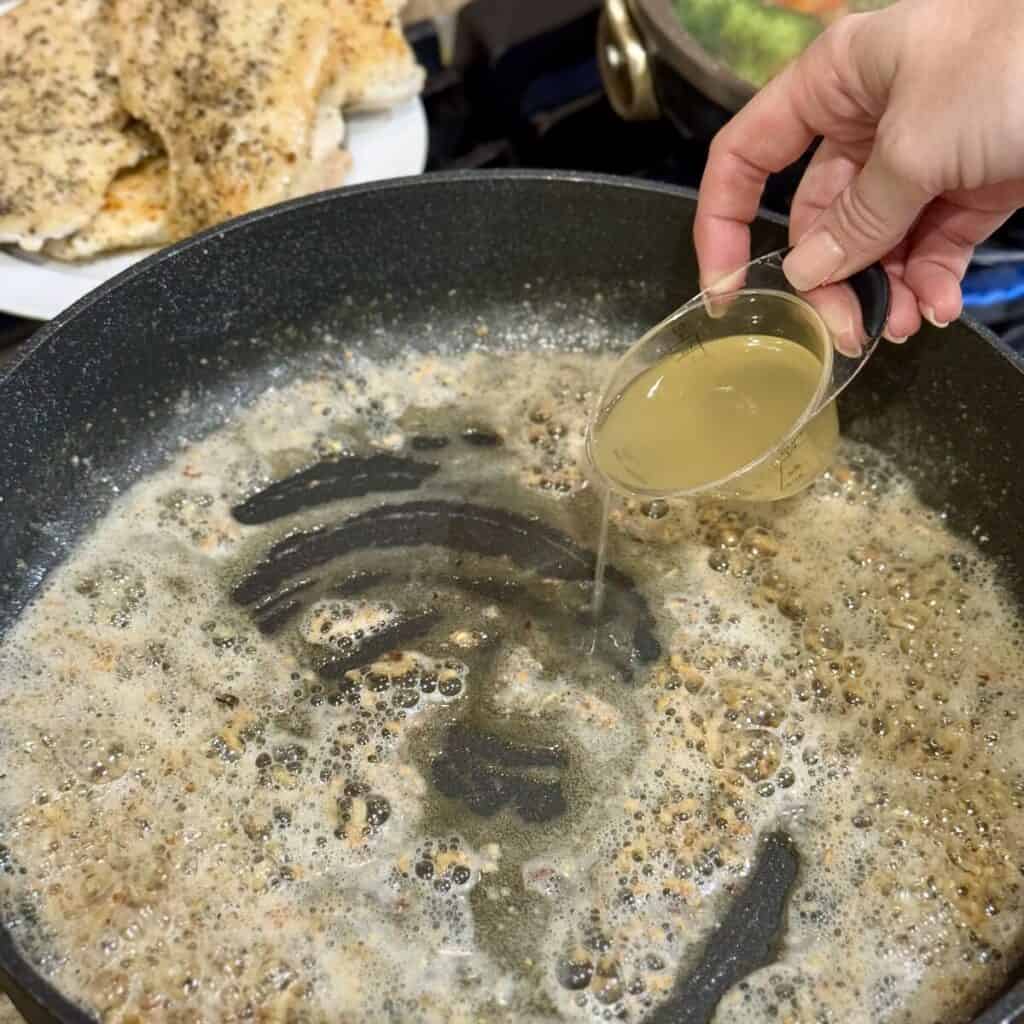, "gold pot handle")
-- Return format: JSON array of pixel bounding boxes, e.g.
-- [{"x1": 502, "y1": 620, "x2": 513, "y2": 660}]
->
[{"x1": 598, "y1": 0, "x2": 660, "y2": 121}]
